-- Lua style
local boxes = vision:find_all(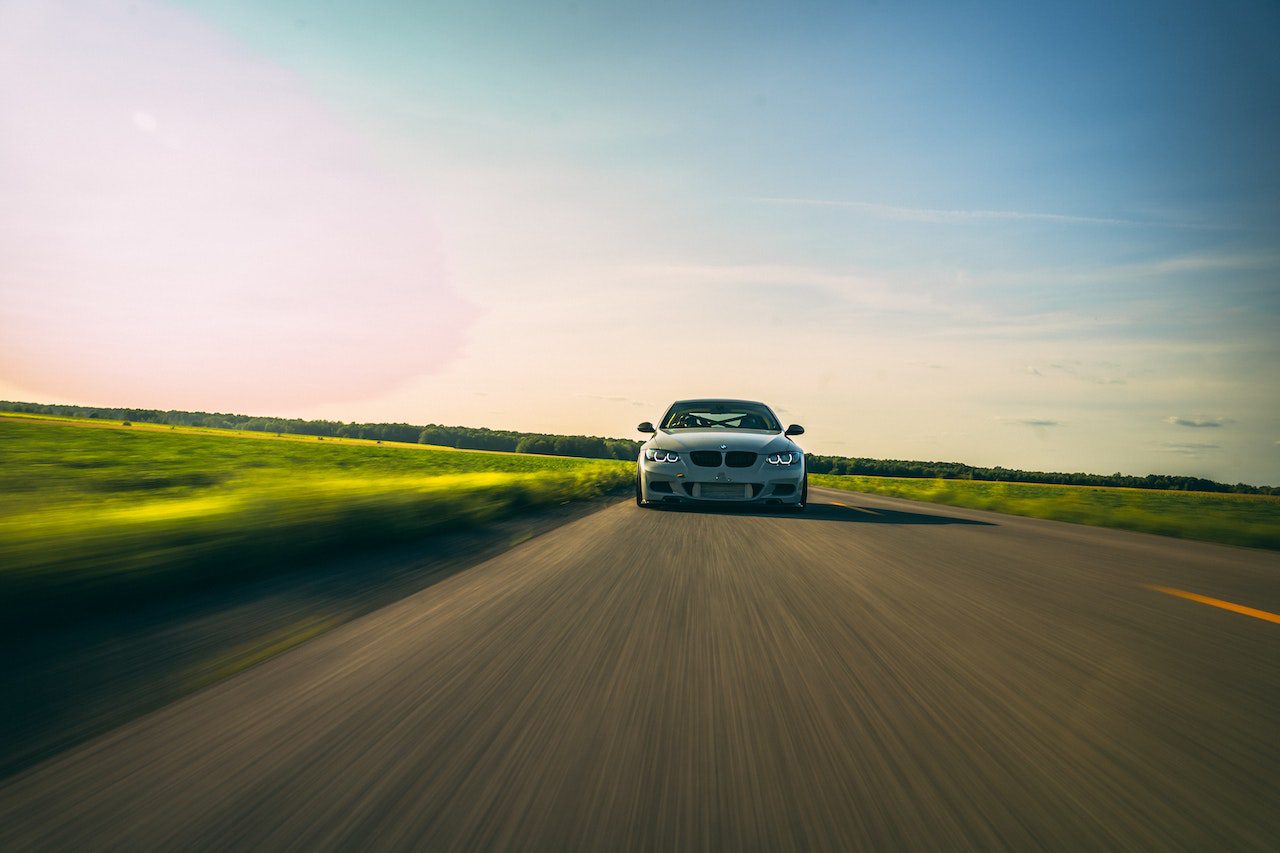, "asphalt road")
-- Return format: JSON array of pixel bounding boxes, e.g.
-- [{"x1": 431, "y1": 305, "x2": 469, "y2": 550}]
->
[{"x1": 2, "y1": 489, "x2": 1277, "y2": 850}]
